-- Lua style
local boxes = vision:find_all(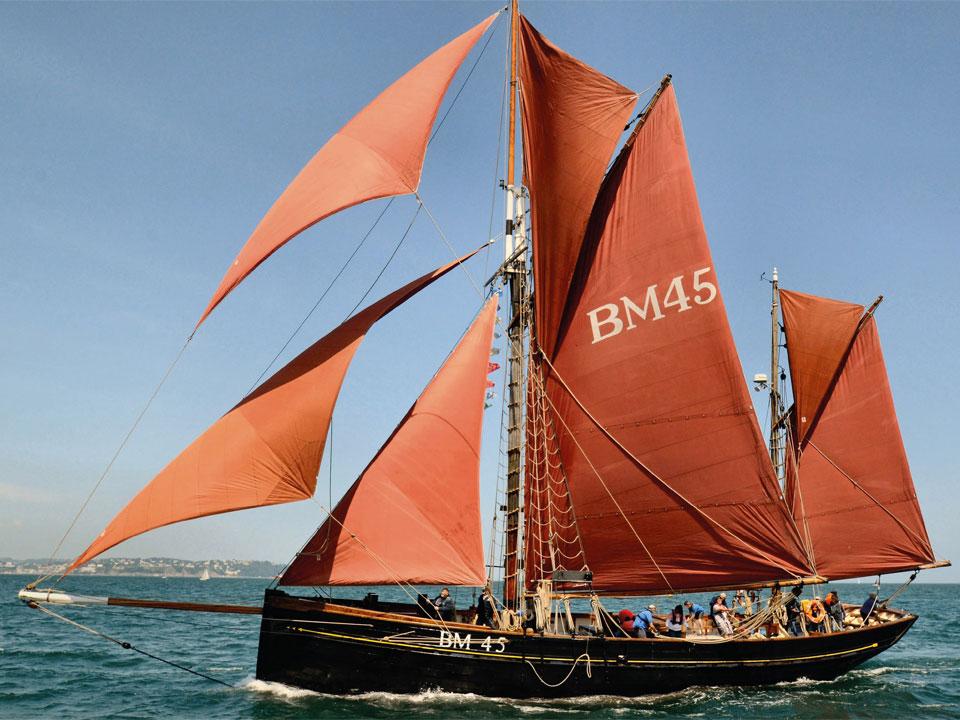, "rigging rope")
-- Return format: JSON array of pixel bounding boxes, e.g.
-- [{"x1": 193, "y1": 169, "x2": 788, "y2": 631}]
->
[
  {"x1": 26, "y1": 601, "x2": 235, "y2": 689},
  {"x1": 34, "y1": 336, "x2": 193, "y2": 588},
  {"x1": 538, "y1": 351, "x2": 808, "y2": 583},
  {"x1": 246, "y1": 198, "x2": 396, "y2": 394}
]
